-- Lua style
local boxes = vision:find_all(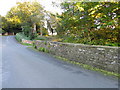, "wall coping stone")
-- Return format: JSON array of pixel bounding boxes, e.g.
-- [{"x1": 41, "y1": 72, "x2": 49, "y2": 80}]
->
[{"x1": 35, "y1": 40, "x2": 119, "y2": 49}]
